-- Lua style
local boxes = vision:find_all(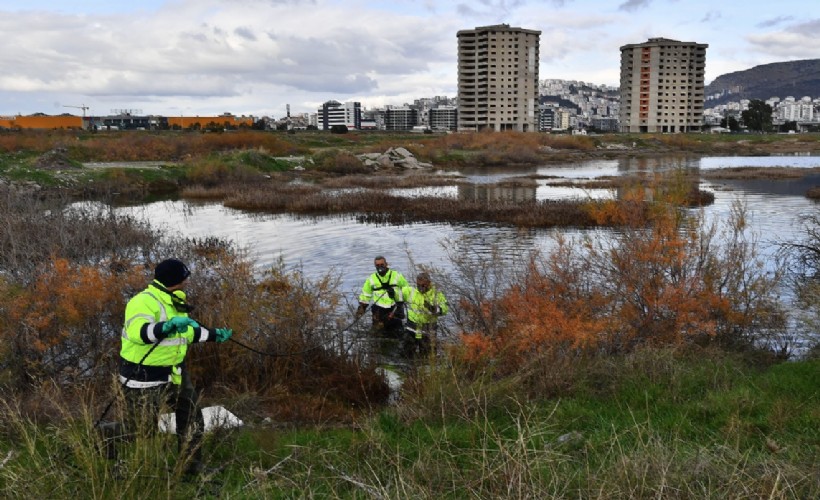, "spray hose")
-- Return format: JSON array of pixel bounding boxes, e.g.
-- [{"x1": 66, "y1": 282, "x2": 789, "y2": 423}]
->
[{"x1": 94, "y1": 311, "x2": 369, "y2": 427}]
